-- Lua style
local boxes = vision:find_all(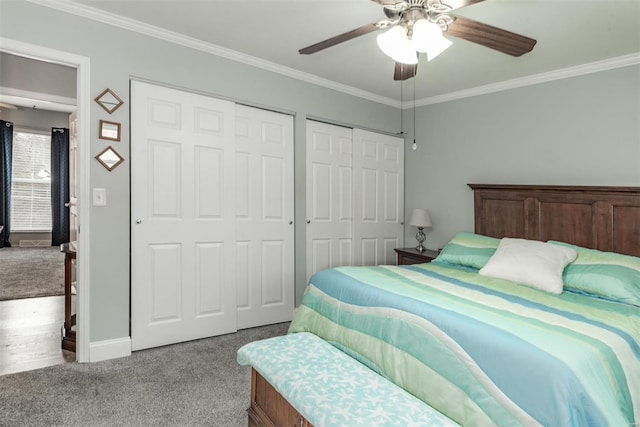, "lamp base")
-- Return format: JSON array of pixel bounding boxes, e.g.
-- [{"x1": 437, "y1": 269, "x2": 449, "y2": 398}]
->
[{"x1": 415, "y1": 228, "x2": 426, "y2": 252}]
